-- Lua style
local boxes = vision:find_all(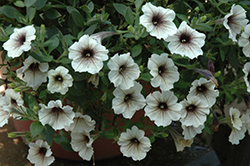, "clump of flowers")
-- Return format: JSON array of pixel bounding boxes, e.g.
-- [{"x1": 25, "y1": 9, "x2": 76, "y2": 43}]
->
[{"x1": 0, "y1": 0, "x2": 250, "y2": 165}]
